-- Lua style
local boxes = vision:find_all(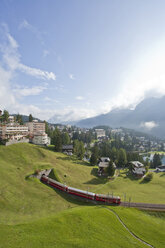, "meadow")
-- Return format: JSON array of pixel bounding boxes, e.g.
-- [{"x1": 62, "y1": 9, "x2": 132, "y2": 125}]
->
[
  {"x1": 0, "y1": 206, "x2": 165, "y2": 248},
  {"x1": 0, "y1": 143, "x2": 165, "y2": 247}
]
